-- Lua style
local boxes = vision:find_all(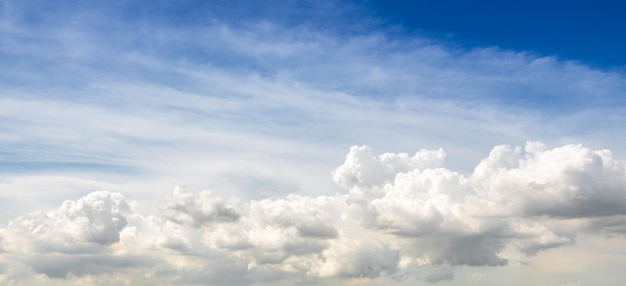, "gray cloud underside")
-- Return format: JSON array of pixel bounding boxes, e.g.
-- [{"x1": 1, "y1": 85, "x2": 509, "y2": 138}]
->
[
  {"x1": 1, "y1": 142, "x2": 625, "y2": 285},
  {"x1": 2, "y1": 2, "x2": 626, "y2": 285}
]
